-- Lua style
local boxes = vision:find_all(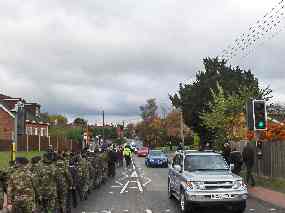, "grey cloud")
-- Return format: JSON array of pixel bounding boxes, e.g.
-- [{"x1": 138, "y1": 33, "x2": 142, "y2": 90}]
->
[{"x1": 0, "y1": 0, "x2": 284, "y2": 122}]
